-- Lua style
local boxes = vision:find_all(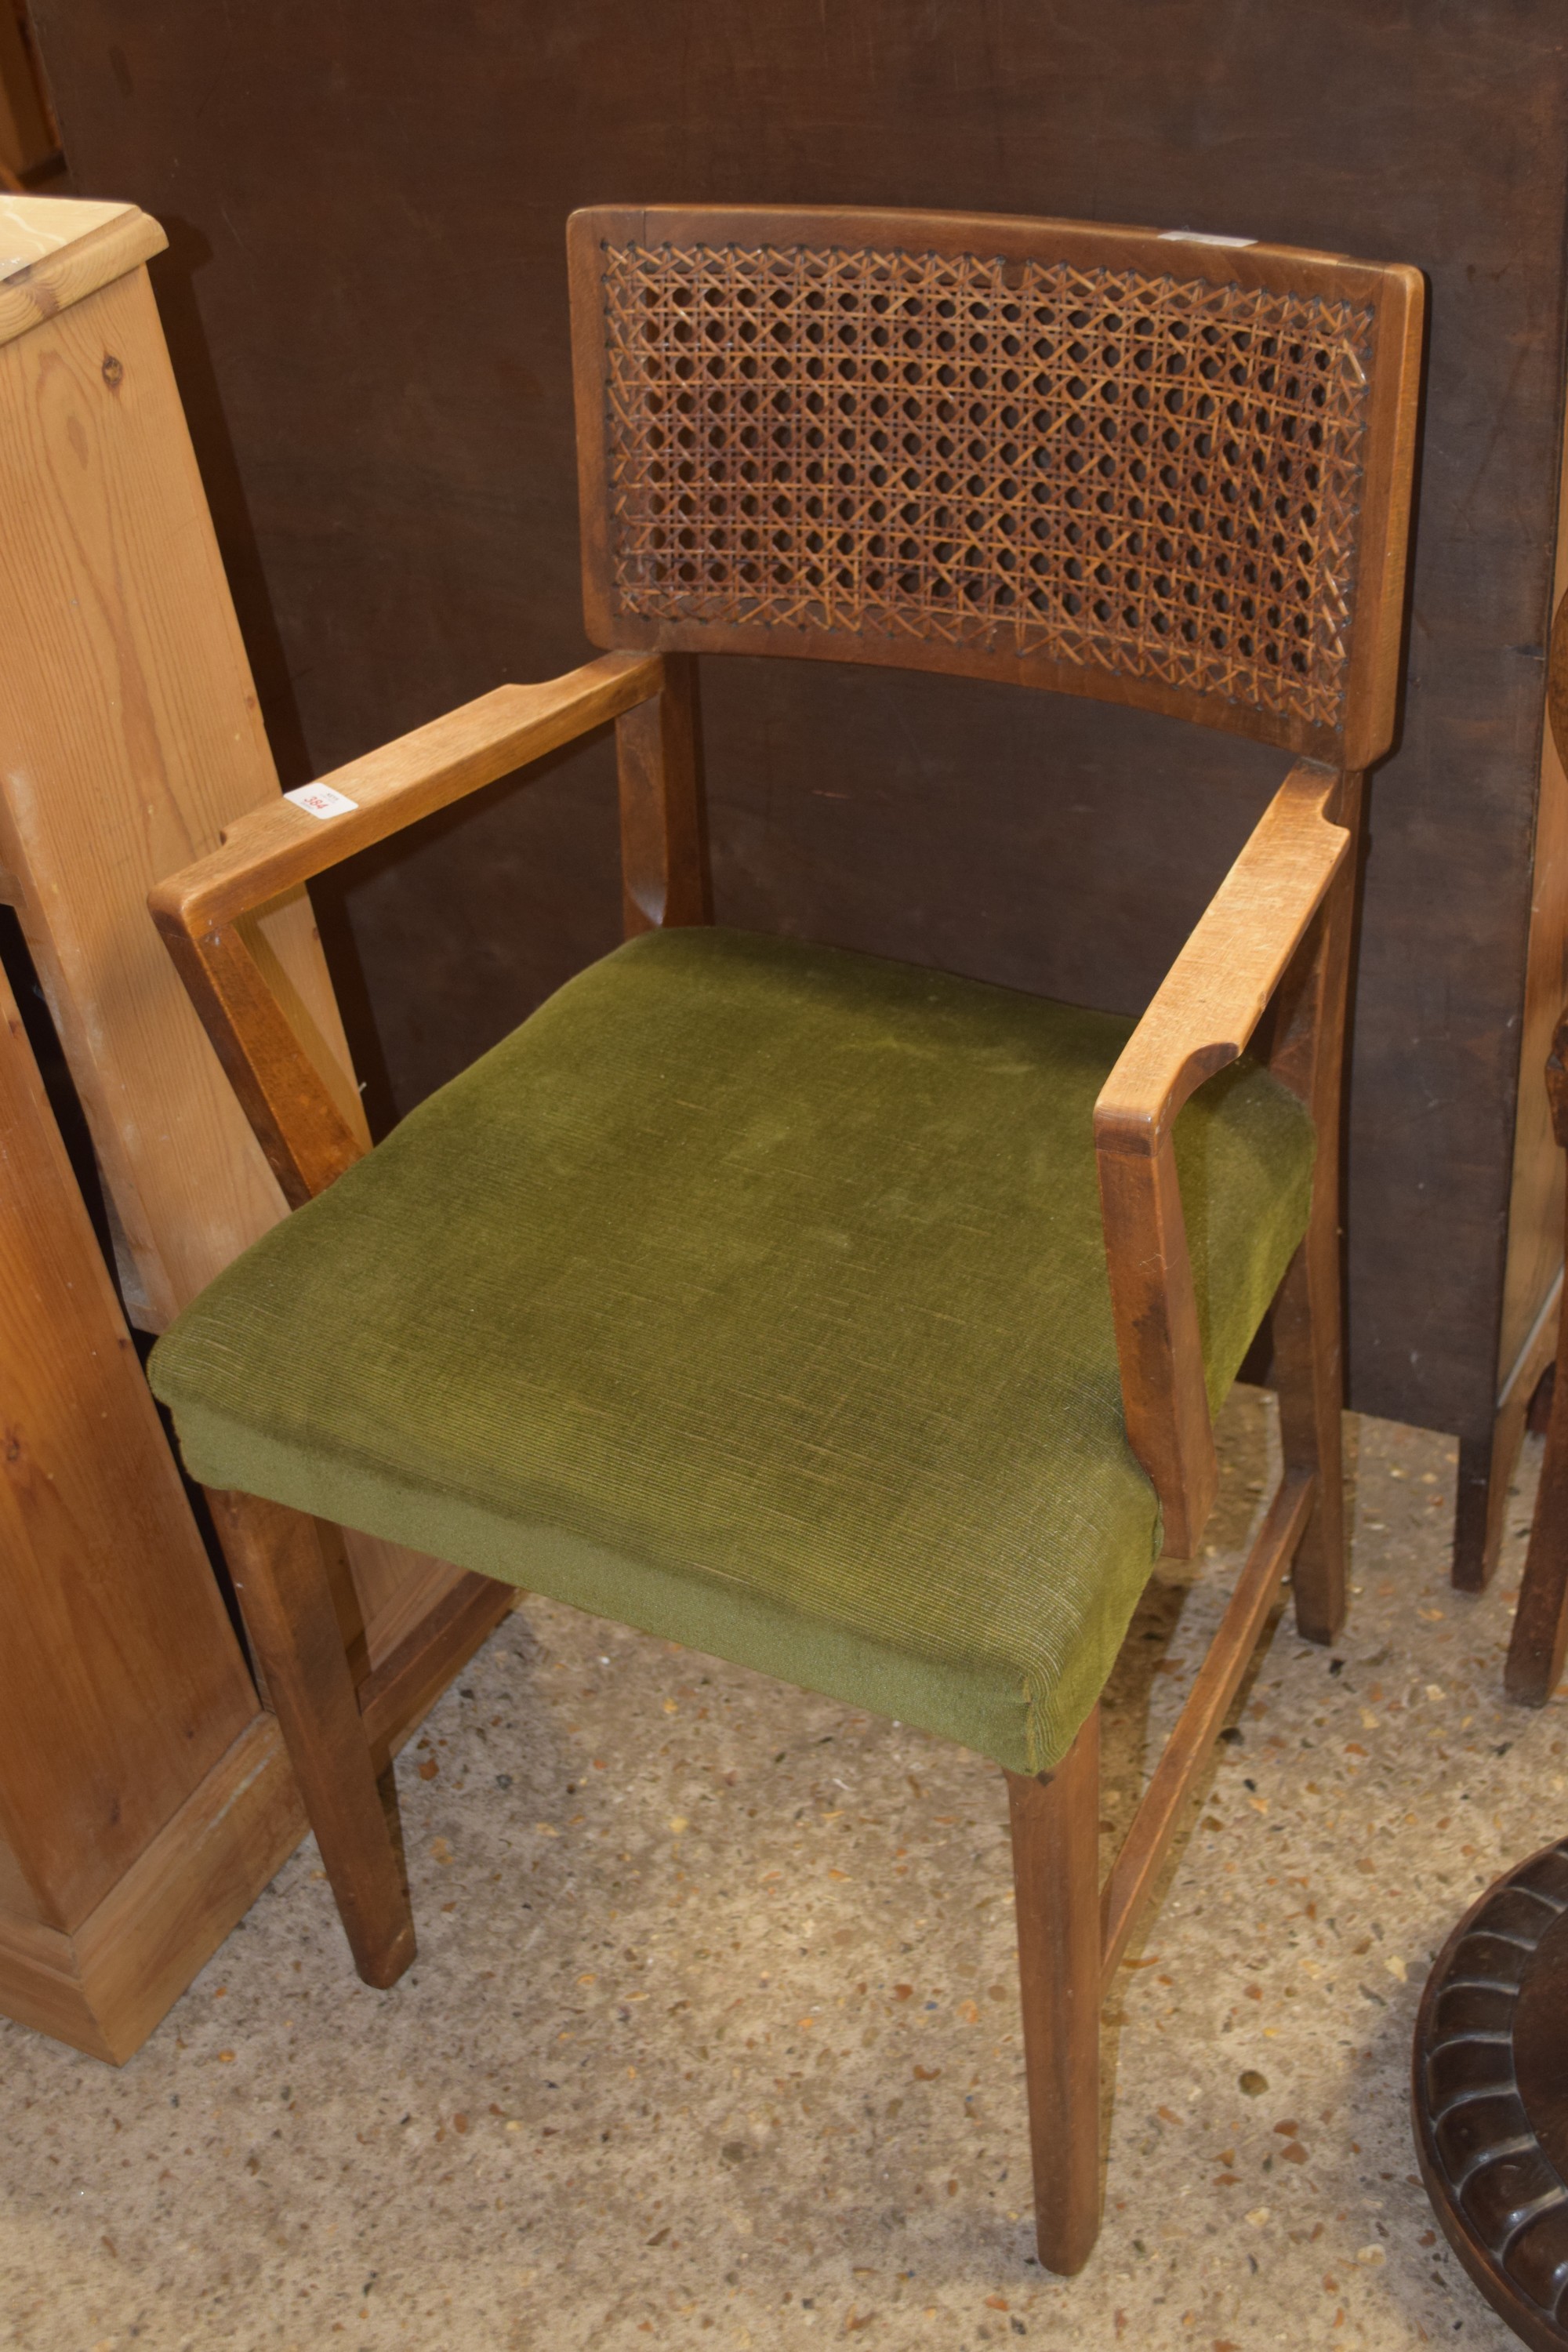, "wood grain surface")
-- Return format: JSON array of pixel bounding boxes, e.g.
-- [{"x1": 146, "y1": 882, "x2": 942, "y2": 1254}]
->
[
  {"x1": 0, "y1": 205, "x2": 465, "y2": 1650},
  {"x1": 0, "y1": 192, "x2": 164, "y2": 346},
  {"x1": 0, "y1": 254, "x2": 364, "y2": 1327},
  {"x1": 0, "y1": 962, "x2": 258, "y2": 1935}
]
